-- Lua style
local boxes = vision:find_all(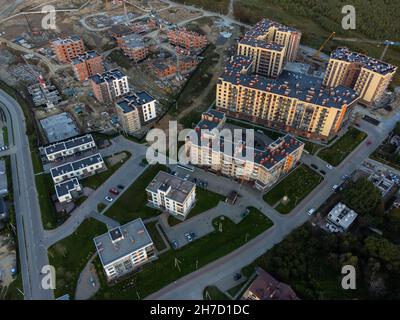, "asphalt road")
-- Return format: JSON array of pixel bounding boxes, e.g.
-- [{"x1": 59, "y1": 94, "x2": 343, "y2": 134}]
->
[{"x1": 0, "y1": 90, "x2": 53, "y2": 300}]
